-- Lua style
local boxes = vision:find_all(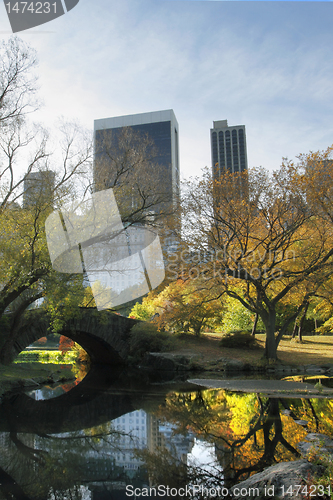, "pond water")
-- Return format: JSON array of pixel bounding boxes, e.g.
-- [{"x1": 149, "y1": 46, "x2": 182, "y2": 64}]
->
[{"x1": 0, "y1": 365, "x2": 332, "y2": 500}]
